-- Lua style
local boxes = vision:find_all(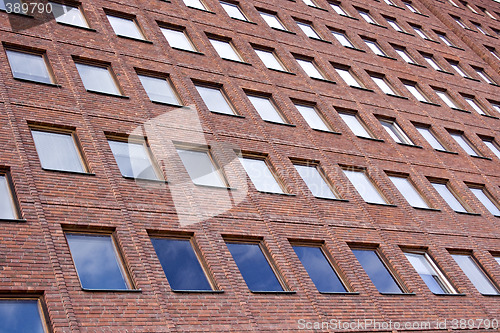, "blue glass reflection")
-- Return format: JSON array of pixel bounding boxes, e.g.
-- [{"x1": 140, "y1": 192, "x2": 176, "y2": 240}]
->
[
  {"x1": 352, "y1": 249, "x2": 402, "y2": 293},
  {"x1": 66, "y1": 234, "x2": 129, "y2": 290},
  {"x1": 293, "y1": 246, "x2": 346, "y2": 292},
  {"x1": 0, "y1": 299, "x2": 45, "y2": 333},
  {"x1": 151, "y1": 238, "x2": 212, "y2": 291},
  {"x1": 226, "y1": 242, "x2": 283, "y2": 292}
]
